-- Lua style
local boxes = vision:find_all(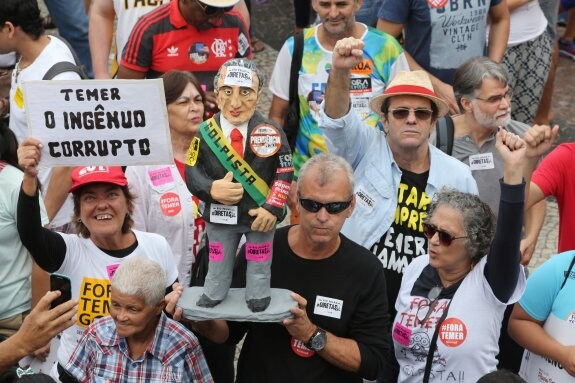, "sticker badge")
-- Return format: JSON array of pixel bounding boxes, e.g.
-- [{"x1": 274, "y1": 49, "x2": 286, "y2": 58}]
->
[
  {"x1": 393, "y1": 322, "x2": 412, "y2": 347},
  {"x1": 245, "y1": 242, "x2": 272, "y2": 262},
  {"x1": 238, "y1": 32, "x2": 250, "y2": 56},
  {"x1": 160, "y1": 192, "x2": 181, "y2": 216},
  {"x1": 439, "y1": 318, "x2": 467, "y2": 347},
  {"x1": 469, "y1": 152, "x2": 495, "y2": 171},
  {"x1": 250, "y1": 124, "x2": 282, "y2": 157},
  {"x1": 148, "y1": 167, "x2": 173, "y2": 187},
  {"x1": 567, "y1": 312, "x2": 575, "y2": 324},
  {"x1": 427, "y1": 0, "x2": 448, "y2": 8},
  {"x1": 78, "y1": 277, "x2": 111, "y2": 328},
  {"x1": 186, "y1": 137, "x2": 200, "y2": 166},
  {"x1": 355, "y1": 187, "x2": 376, "y2": 212},
  {"x1": 351, "y1": 59, "x2": 373, "y2": 75},
  {"x1": 314, "y1": 295, "x2": 343, "y2": 319},
  {"x1": 14, "y1": 86, "x2": 24, "y2": 109},
  {"x1": 106, "y1": 264, "x2": 120, "y2": 280},
  {"x1": 189, "y1": 42, "x2": 209, "y2": 64},
  {"x1": 223, "y1": 65, "x2": 254, "y2": 88},
  {"x1": 209, "y1": 242, "x2": 224, "y2": 262},
  {"x1": 290, "y1": 337, "x2": 314, "y2": 358},
  {"x1": 210, "y1": 203, "x2": 238, "y2": 225}
]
